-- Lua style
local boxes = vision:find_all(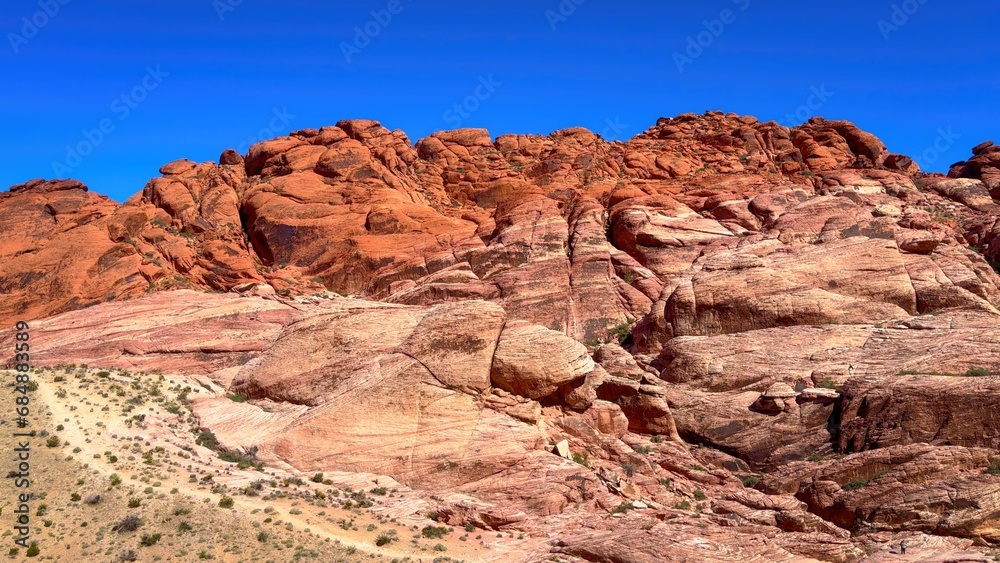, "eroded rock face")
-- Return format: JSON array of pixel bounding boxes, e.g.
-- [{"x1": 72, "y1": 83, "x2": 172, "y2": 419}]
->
[
  {"x1": 4, "y1": 290, "x2": 296, "y2": 385},
  {"x1": 8, "y1": 114, "x2": 999, "y2": 344},
  {"x1": 5, "y1": 113, "x2": 1000, "y2": 562},
  {"x1": 764, "y1": 444, "x2": 1000, "y2": 542},
  {"x1": 224, "y1": 298, "x2": 619, "y2": 515},
  {"x1": 491, "y1": 321, "x2": 596, "y2": 401}
]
